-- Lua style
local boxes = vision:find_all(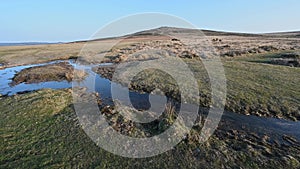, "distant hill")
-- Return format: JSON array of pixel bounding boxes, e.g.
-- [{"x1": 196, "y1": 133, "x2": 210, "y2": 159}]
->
[
  {"x1": 66, "y1": 27, "x2": 300, "y2": 44},
  {"x1": 3, "y1": 27, "x2": 300, "y2": 46},
  {"x1": 131, "y1": 26, "x2": 261, "y2": 37},
  {"x1": 263, "y1": 31, "x2": 300, "y2": 38},
  {"x1": 130, "y1": 26, "x2": 300, "y2": 38}
]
